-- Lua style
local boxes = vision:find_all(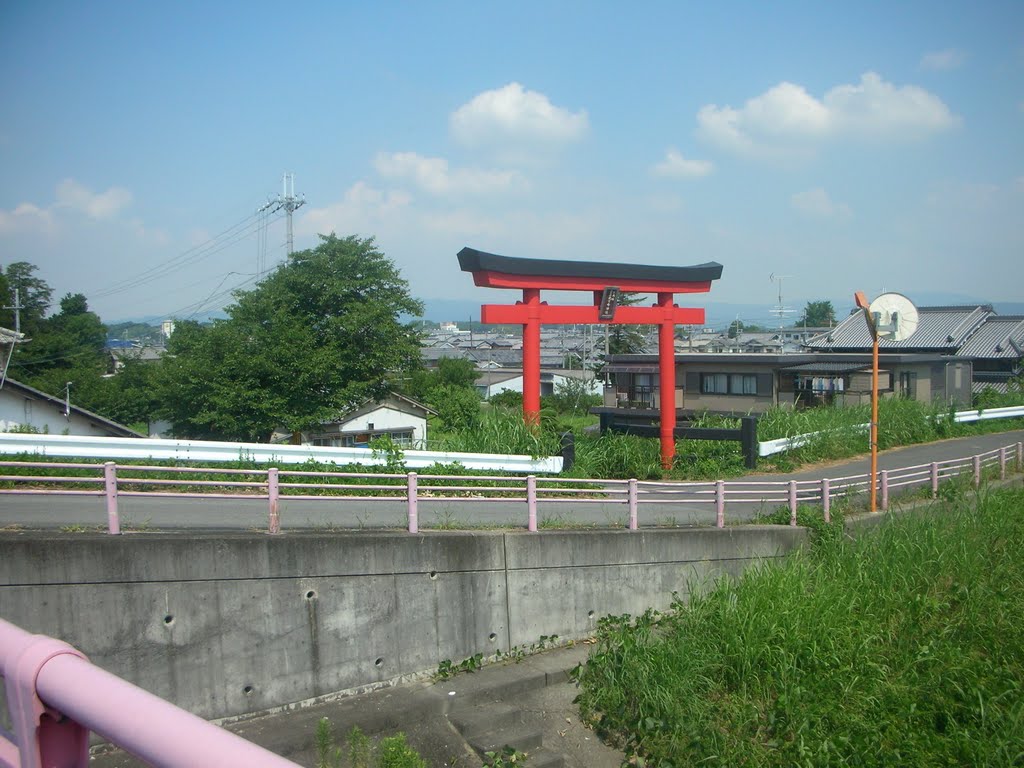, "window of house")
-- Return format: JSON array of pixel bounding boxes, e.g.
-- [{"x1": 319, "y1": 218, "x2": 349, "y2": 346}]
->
[
  {"x1": 389, "y1": 431, "x2": 414, "y2": 446},
  {"x1": 701, "y1": 373, "x2": 757, "y2": 395},
  {"x1": 701, "y1": 373, "x2": 728, "y2": 394},
  {"x1": 731, "y1": 374, "x2": 758, "y2": 395}
]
